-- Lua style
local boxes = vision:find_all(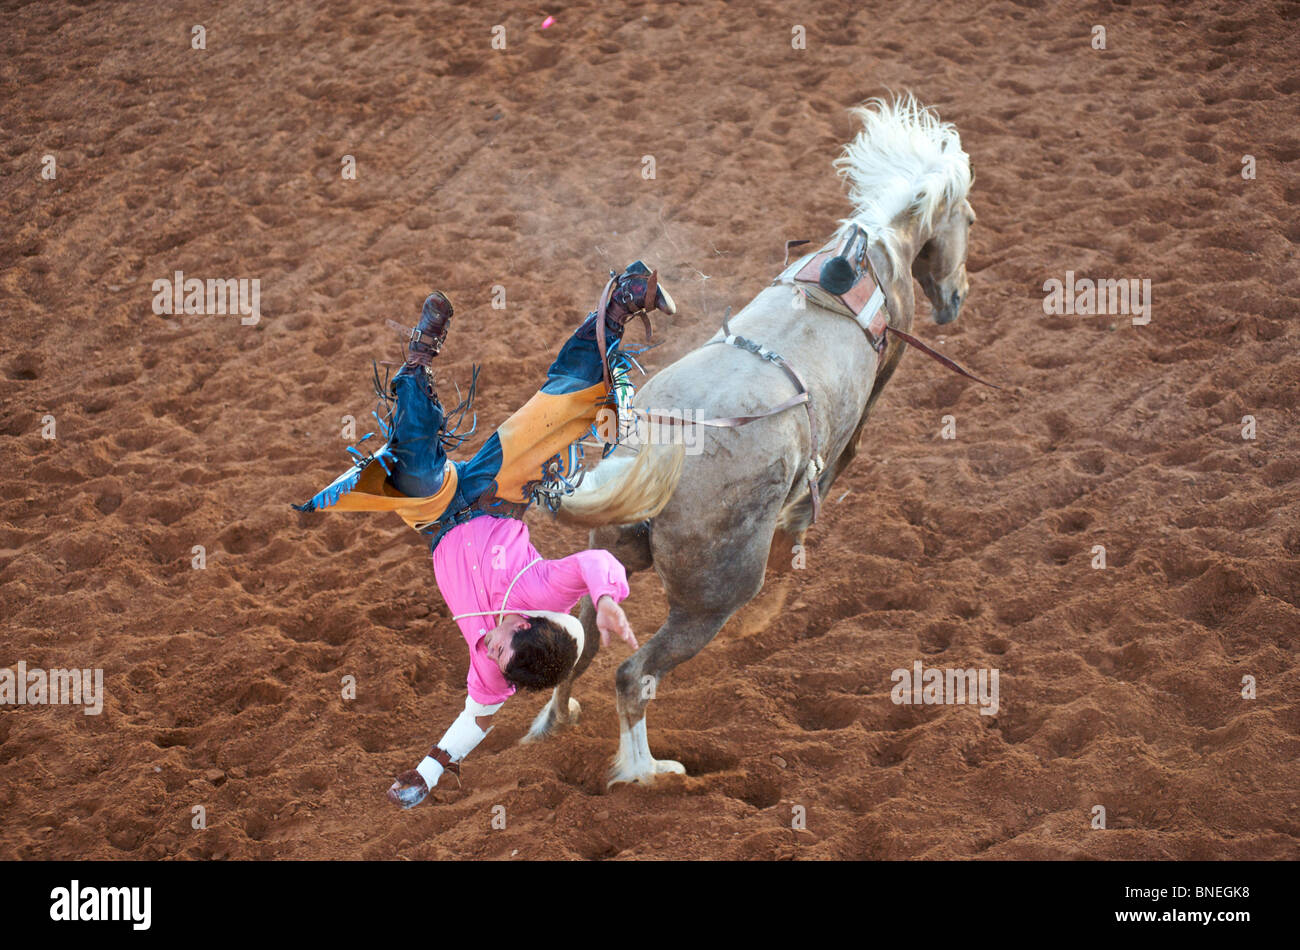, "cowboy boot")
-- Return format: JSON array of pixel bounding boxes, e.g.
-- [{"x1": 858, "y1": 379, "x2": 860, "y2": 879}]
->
[
  {"x1": 392, "y1": 291, "x2": 454, "y2": 391},
  {"x1": 386, "y1": 769, "x2": 431, "y2": 809},
  {"x1": 410, "y1": 291, "x2": 453, "y2": 363},
  {"x1": 575, "y1": 260, "x2": 676, "y2": 342}
]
